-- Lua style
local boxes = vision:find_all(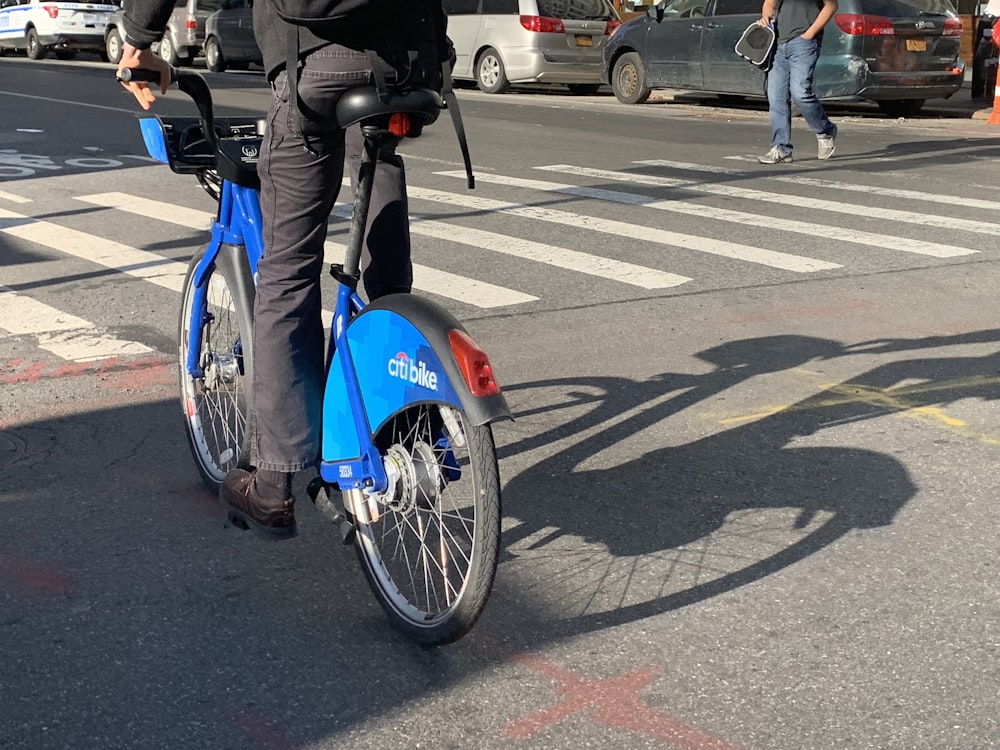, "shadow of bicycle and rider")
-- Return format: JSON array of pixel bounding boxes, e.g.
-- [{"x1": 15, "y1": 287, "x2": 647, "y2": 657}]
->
[{"x1": 487, "y1": 329, "x2": 1000, "y2": 643}]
